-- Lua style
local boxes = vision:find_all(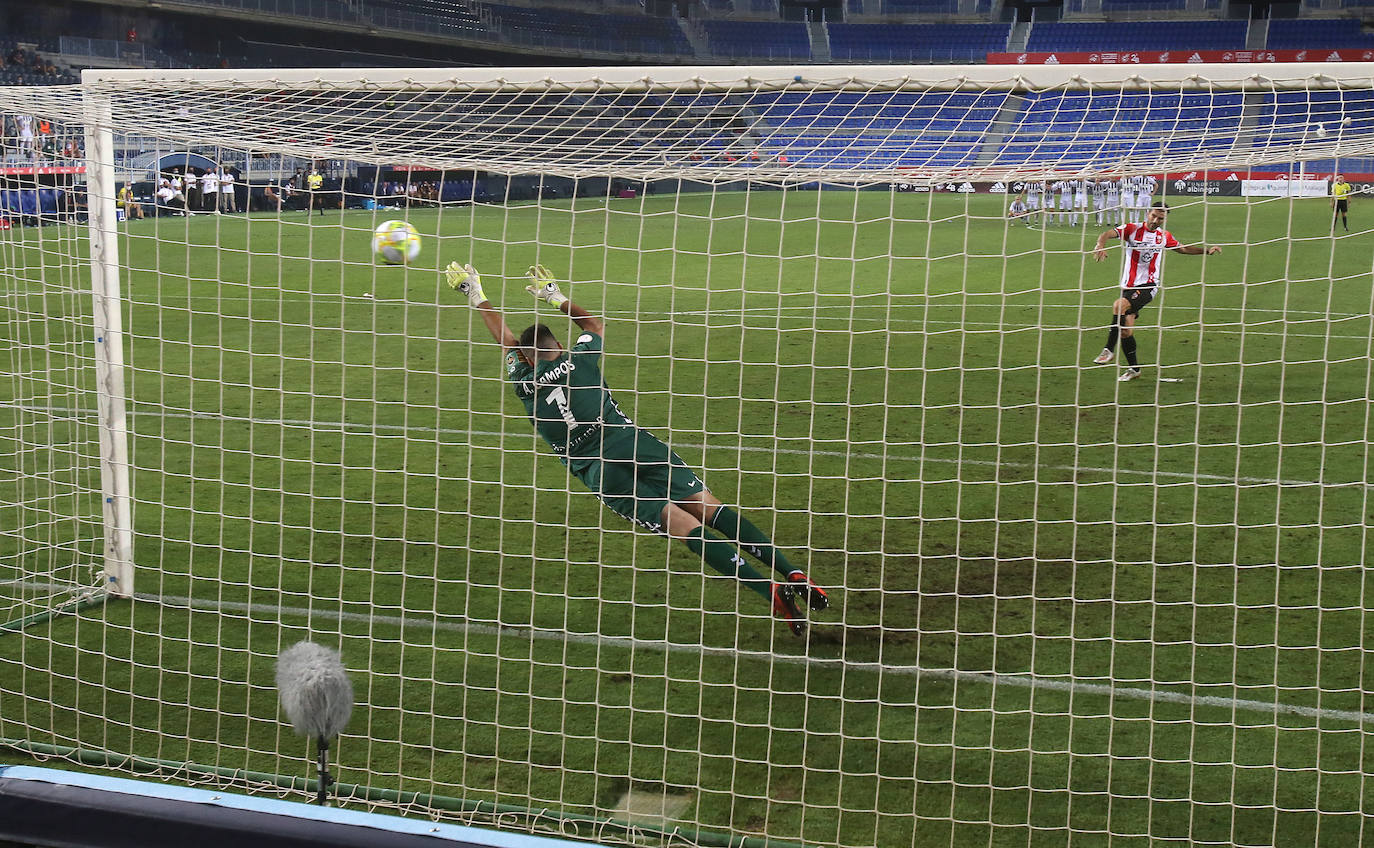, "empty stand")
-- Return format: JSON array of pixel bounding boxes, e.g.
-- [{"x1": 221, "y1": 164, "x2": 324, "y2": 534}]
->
[
  {"x1": 1026, "y1": 20, "x2": 1249, "y2": 51},
  {"x1": 1267, "y1": 18, "x2": 1374, "y2": 50},
  {"x1": 486, "y1": 3, "x2": 692, "y2": 56},
  {"x1": 994, "y1": 90, "x2": 1245, "y2": 167},
  {"x1": 700, "y1": 20, "x2": 811, "y2": 59},
  {"x1": 828, "y1": 22, "x2": 1011, "y2": 62}
]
